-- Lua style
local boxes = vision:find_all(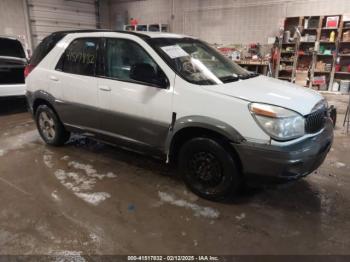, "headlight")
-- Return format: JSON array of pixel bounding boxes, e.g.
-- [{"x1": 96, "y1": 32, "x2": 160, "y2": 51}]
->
[{"x1": 249, "y1": 103, "x2": 305, "y2": 141}]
